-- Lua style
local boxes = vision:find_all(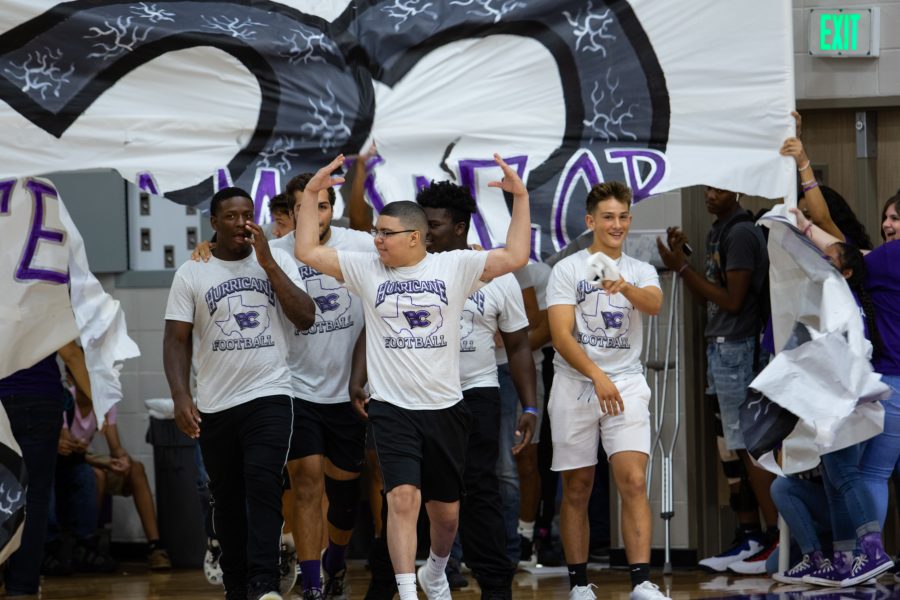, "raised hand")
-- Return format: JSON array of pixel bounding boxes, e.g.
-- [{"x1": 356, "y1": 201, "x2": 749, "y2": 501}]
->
[
  {"x1": 779, "y1": 137, "x2": 809, "y2": 167},
  {"x1": 307, "y1": 155, "x2": 346, "y2": 195},
  {"x1": 245, "y1": 221, "x2": 274, "y2": 267},
  {"x1": 487, "y1": 153, "x2": 527, "y2": 197}
]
